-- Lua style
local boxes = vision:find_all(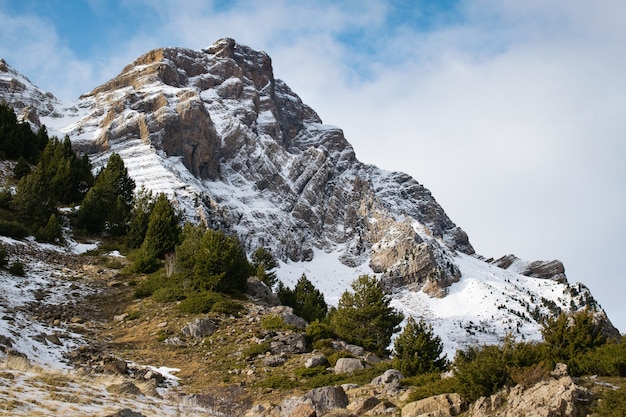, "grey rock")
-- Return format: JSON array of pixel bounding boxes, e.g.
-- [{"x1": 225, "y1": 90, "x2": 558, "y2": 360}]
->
[
  {"x1": 371, "y1": 369, "x2": 404, "y2": 394},
  {"x1": 402, "y1": 393, "x2": 466, "y2": 417},
  {"x1": 305, "y1": 354, "x2": 329, "y2": 368},
  {"x1": 269, "y1": 333, "x2": 307, "y2": 354},
  {"x1": 263, "y1": 354, "x2": 287, "y2": 367},
  {"x1": 334, "y1": 358, "x2": 364, "y2": 374},
  {"x1": 304, "y1": 385, "x2": 349, "y2": 416},
  {"x1": 181, "y1": 317, "x2": 216, "y2": 338},
  {"x1": 246, "y1": 277, "x2": 280, "y2": 306}
]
